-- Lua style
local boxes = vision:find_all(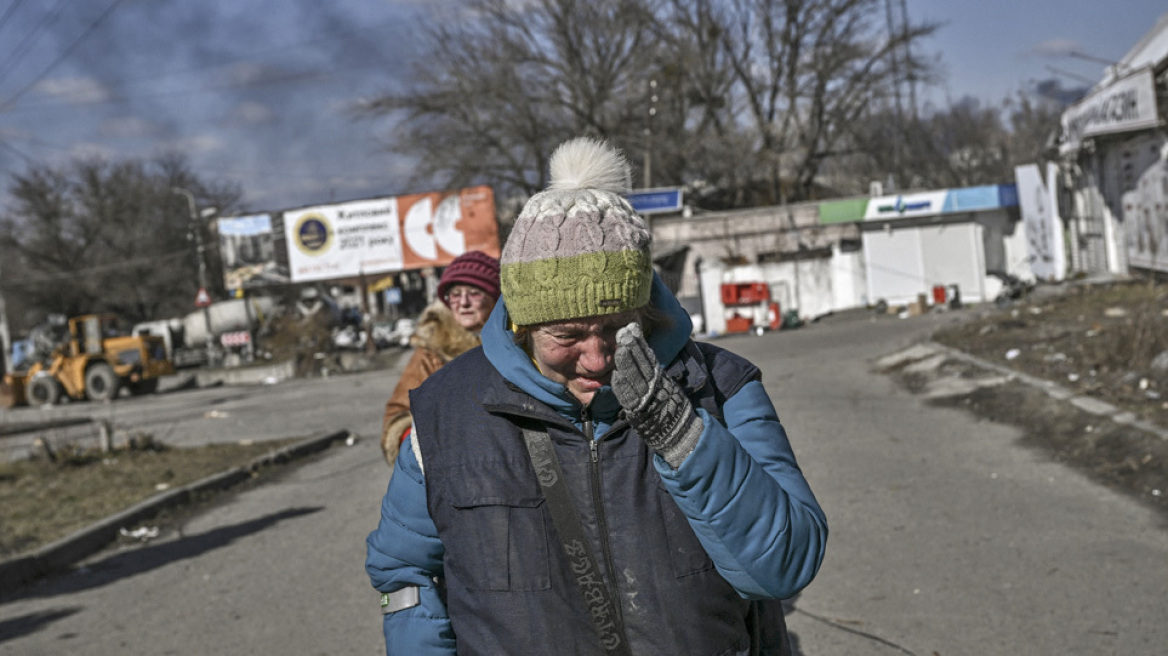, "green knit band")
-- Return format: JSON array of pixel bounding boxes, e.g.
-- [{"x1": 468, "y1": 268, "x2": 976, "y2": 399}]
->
[{"x1": 501, "y1": 250, "x2": 652, "y2": 325}]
